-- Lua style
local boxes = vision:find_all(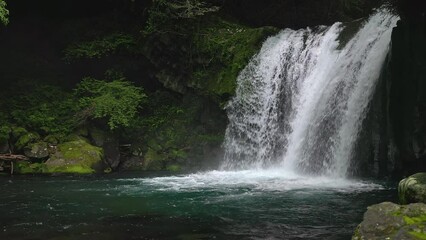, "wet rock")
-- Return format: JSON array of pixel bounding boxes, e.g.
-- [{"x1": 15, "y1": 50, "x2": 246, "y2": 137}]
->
[
  {"x1": 24, "y1": 141, "x2": 49, "y2": 159},
  {"x1": 45, "y1": 140, "x2": 104, "y2": 174},
  {"x1": 119, "y1": 156, "x2": 144, "y2": 171},
  {"x1": 353, "y1": 202, "x2": 426, "y2": 240},
  {"x1": 399, "y1": 173, "x2": 426, "y2": 204},
  {"x1": 89, "y1": 127, "x2": 120, "y2": 170}
]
